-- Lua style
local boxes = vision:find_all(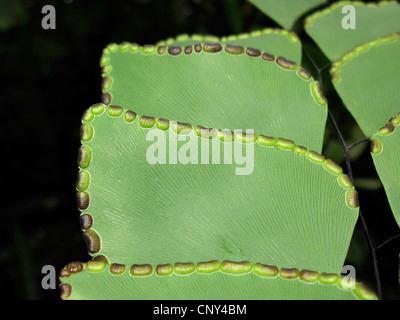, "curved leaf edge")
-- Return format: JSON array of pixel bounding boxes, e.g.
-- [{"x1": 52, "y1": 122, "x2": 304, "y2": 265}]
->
[
  {"x1": 248, "y1": 0, "x2": 328, "y2": 30},
  {"x1": 155, "y1": 27, "x2": 300, "y2": 46},
  {"x1": 59, "y1": 260, "x2": 377, "y2": 300},
  {"x1": 99, "y1": 42, "x2": 327, "y2": 107},
  {"x1": 304, "y1": 0, "x2": 399, "y2": 29},
  {"x1": 370, "y1": 111, "x2": 400, "y2": 227},
  {"x1": 330, "y1": 33, "x2": 400, "y2": 83},
  {"x1": 77, "y1": 103, "x2": 360, "y2": 257},
  {"x1": 154, "y1": 28, "x2": 302, "y2": 63}
]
